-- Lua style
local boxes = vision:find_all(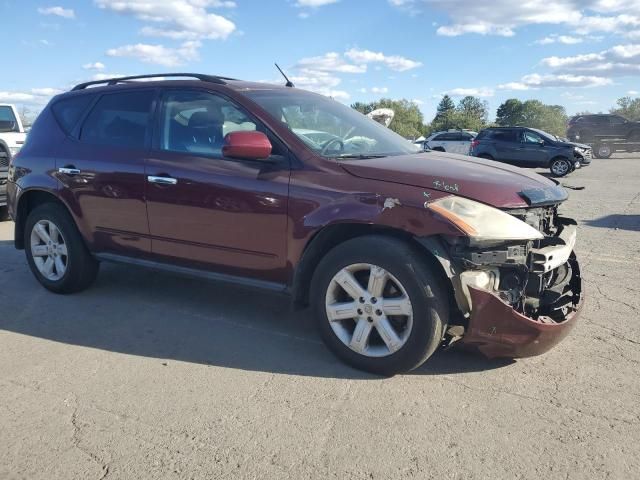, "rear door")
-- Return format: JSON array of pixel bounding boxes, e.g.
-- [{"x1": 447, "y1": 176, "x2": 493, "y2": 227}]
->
[
  {"x1": 491, "y1": 129, "x2": 521, "y2": 164},
  {"x1": 56, "y1": 89, "x2": 156, "y2": 255}
]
